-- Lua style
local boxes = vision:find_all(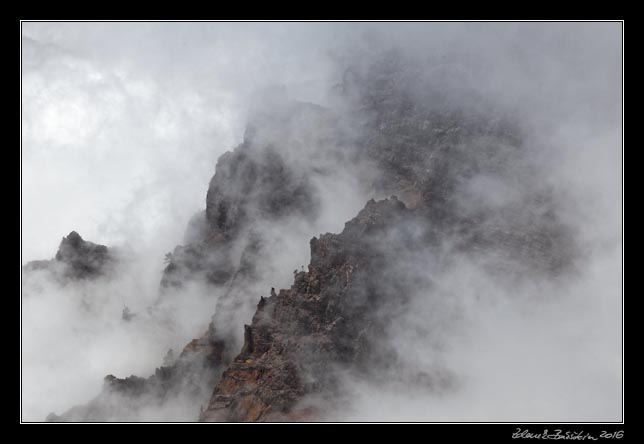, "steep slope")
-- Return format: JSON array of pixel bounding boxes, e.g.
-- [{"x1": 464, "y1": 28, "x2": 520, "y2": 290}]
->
[
  {"x1": 200, "y1": 197, "x2": 417, "y2": 421},
  {"x1": 43, "y1": 51, "x2": 577, "y2": 422},
  {"x1": 198, "y1": 53, "x2": 577, "y2": 421},
  {"x1": 45, "y1": 93, "x2": 356, "y2": 421}
]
